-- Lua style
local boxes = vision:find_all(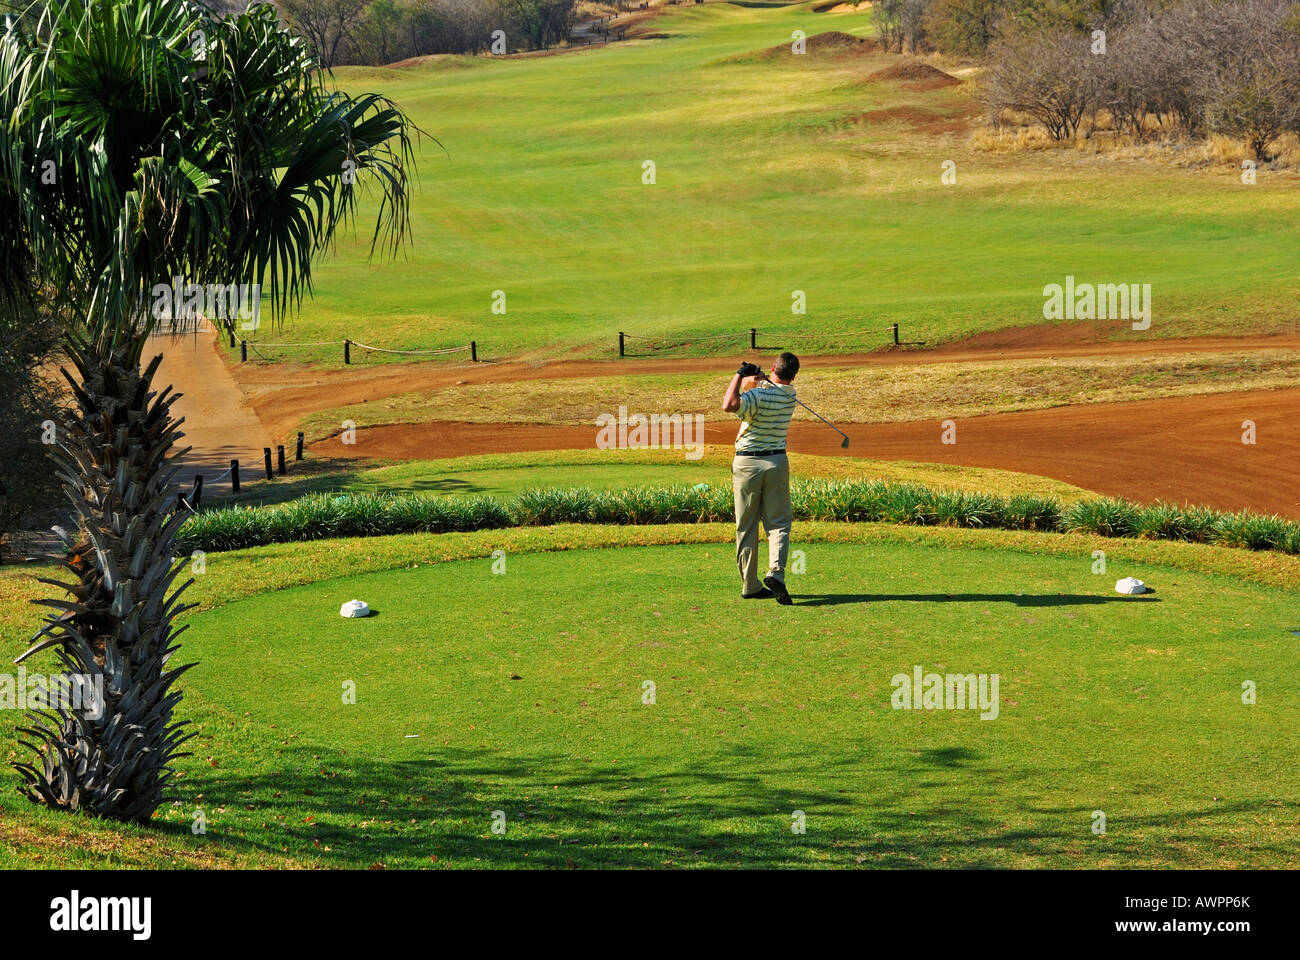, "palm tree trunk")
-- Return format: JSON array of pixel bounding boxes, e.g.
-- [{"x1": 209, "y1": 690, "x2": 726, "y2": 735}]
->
[{"x1": 14, "y1": 328, "x2": 197, "y2": 824}]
